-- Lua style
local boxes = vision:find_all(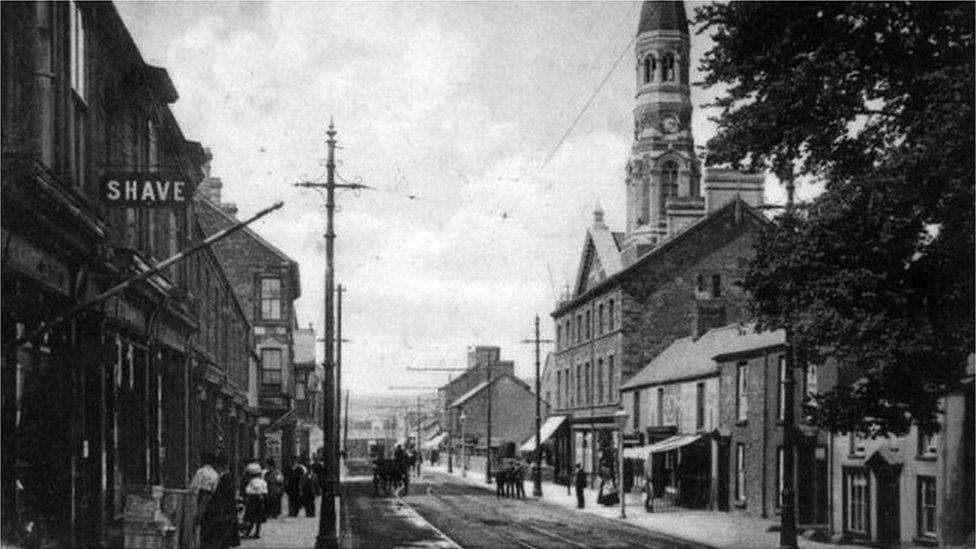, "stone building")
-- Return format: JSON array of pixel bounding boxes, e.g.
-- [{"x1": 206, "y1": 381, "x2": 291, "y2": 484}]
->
[
  {"x1": 195, "y1": 186, "x2": 303, "y2": 468},
  {"x1": 549, "y1": 0, "x2": 767, "y2": 488},
  {"x1": 1, "y1": 2, "x2": 257, "y2": 546},
  {"x1": 292, "y1": 324, "x2": 321, "y2": 458},
  {"x1": 437, "y1": 346, "x2": 514, "y2": 434}
]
